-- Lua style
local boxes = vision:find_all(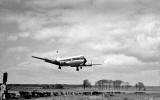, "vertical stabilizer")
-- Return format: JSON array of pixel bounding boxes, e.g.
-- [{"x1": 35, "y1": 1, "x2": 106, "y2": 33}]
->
[{"x1": 55, "y1": 50, "x2": 60, "y2": 60}]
